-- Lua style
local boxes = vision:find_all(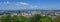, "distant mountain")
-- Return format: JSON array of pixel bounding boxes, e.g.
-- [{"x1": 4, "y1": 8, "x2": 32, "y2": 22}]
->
[{"x1": 0, "y1": 9, "x2": 60, "y2": 12}]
